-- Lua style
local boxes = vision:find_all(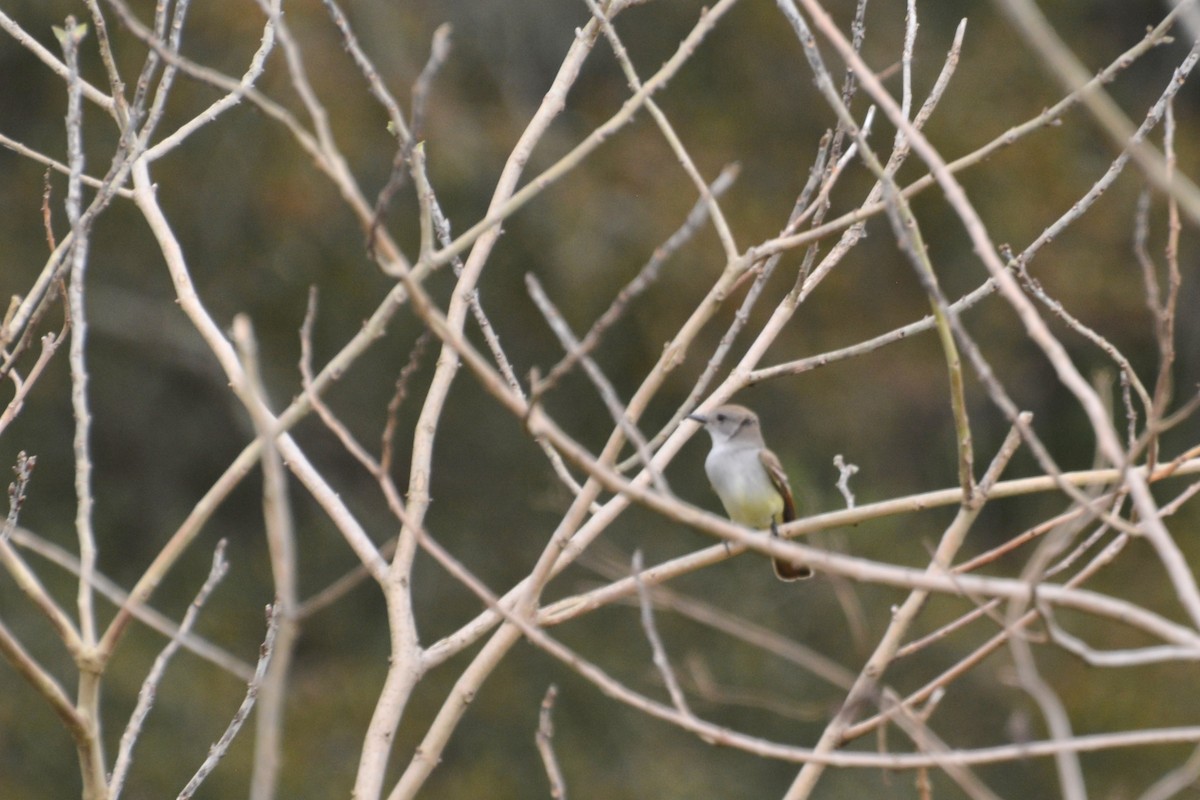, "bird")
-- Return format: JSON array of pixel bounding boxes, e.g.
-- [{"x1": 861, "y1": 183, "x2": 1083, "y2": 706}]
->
[{"x1": 689, "y1": 404, "x2": 812, "y2": 580}]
